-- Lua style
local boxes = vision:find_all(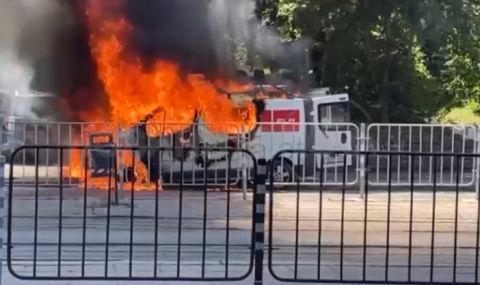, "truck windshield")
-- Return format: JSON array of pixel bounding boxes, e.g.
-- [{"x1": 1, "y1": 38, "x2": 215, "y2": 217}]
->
[{"x1": 318, "y1": 102, "x2": 350, "y2": 123}]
